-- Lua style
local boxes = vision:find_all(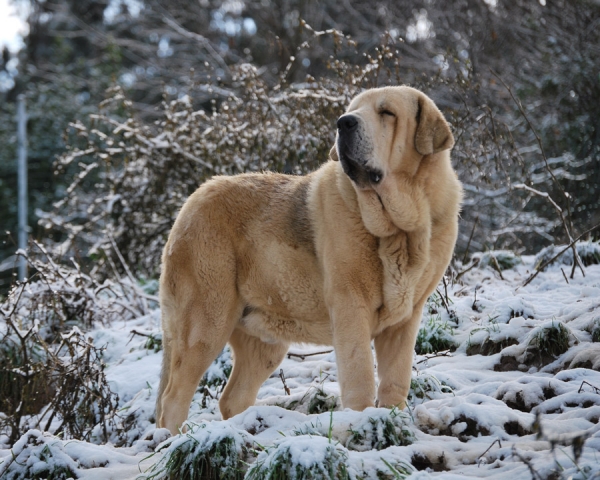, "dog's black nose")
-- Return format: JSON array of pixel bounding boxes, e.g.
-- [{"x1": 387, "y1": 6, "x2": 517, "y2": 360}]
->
[{"x1": 337, "y1": 114, "x2": 359, "y2": 132}]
